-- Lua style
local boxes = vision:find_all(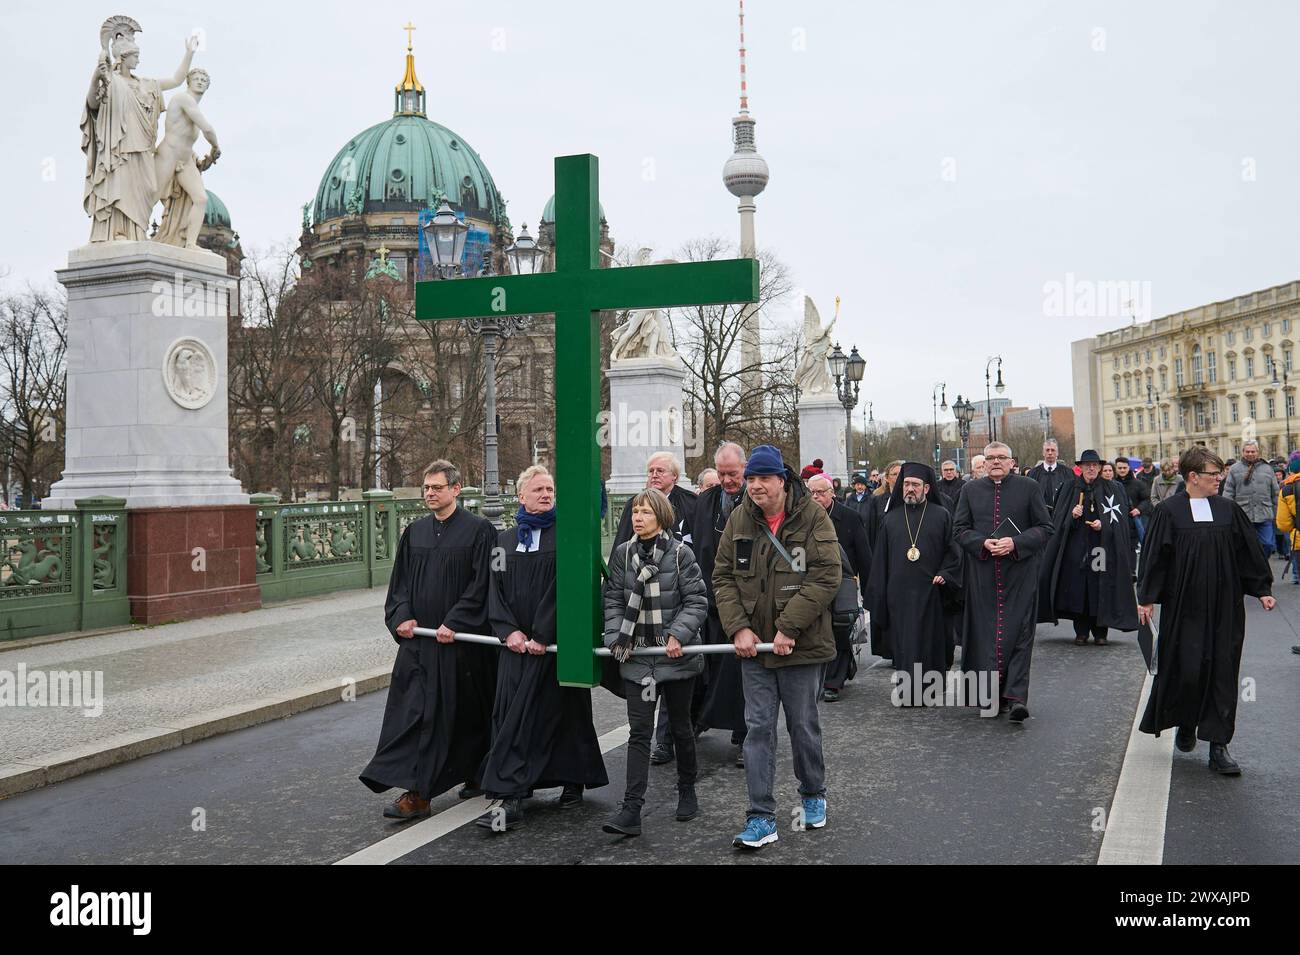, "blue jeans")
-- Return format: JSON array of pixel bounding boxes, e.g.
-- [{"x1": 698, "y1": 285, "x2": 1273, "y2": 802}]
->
[
  {"x1": 1253, "y1": 521, "x2": 1275, "y2": 556},
  {"x1": 740, "y1": 660, "x2": 826, "y2": 821},
  {"x1": 1291, "y1": 552, "x2": 1300, "y2": 583}
]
